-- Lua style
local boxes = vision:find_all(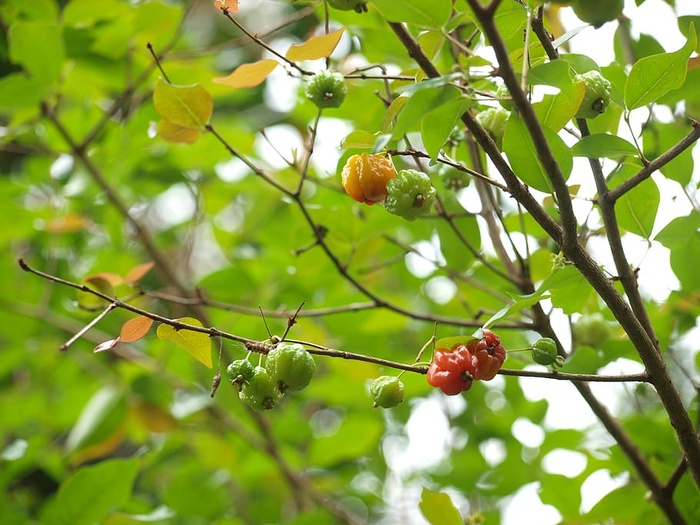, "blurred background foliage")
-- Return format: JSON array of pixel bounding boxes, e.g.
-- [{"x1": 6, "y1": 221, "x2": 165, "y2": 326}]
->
[{"x1": 1, "y1": 0, "x2": 699, "y2": 524}]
